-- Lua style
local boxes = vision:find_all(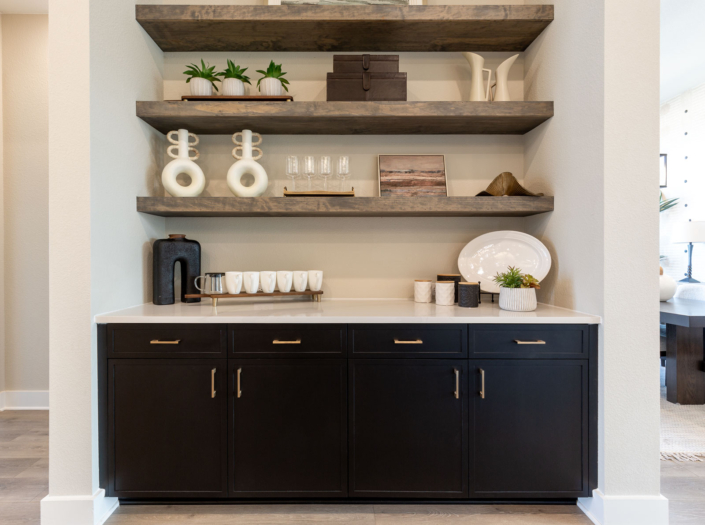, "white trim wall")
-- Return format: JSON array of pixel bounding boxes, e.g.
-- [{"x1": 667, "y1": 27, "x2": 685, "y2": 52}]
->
[{"x1": 0, "y1": 390, "x2": 48, "y2": 410}]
